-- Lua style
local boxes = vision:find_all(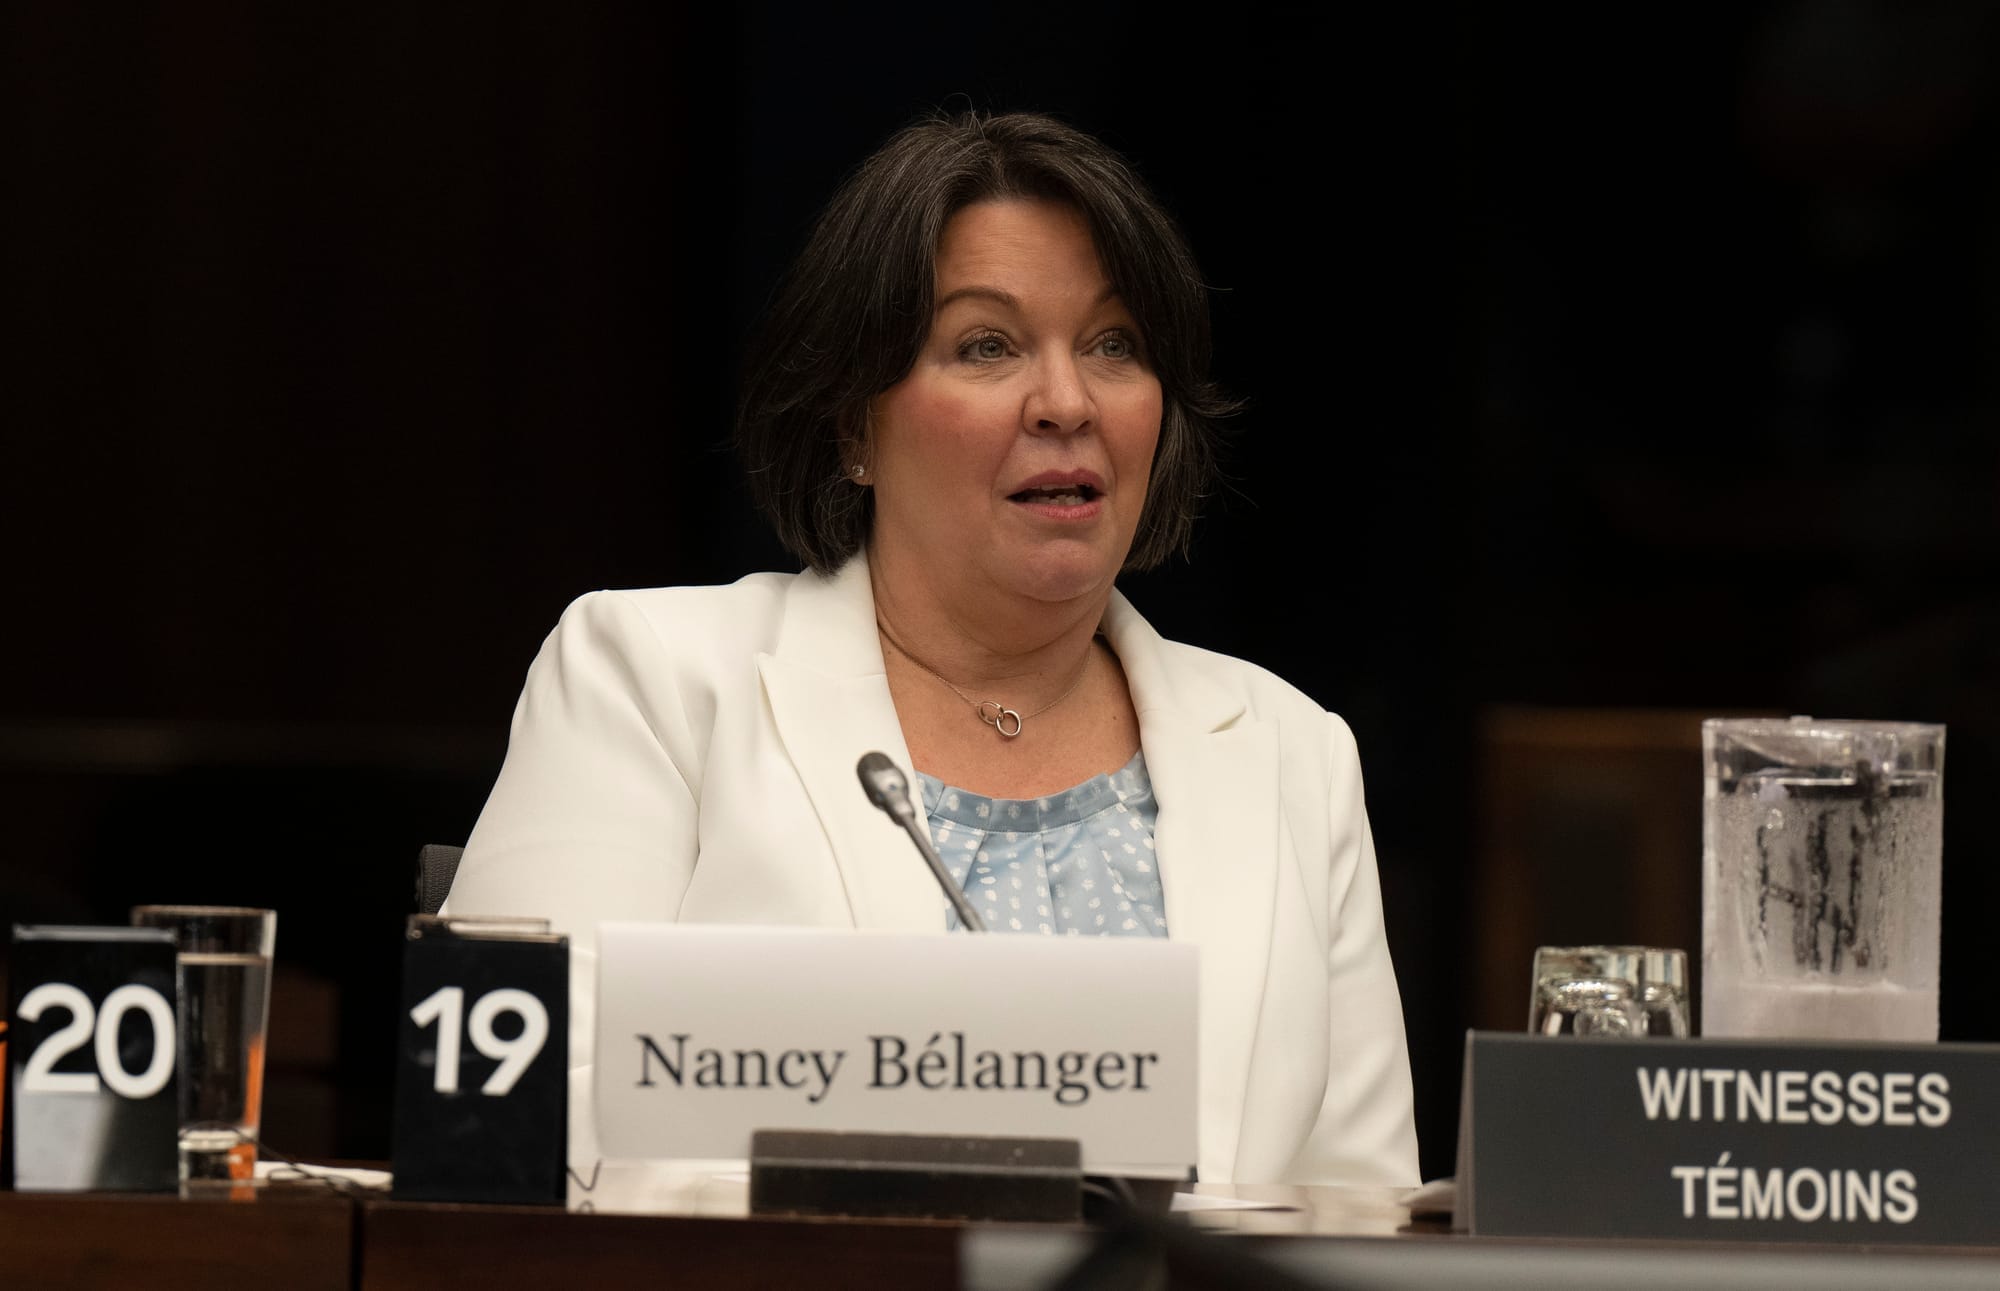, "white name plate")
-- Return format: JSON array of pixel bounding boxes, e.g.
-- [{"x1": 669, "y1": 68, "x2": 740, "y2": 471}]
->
[{"x1": 595, "y1": 923, "x2": 1197, "y2": 1177}]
